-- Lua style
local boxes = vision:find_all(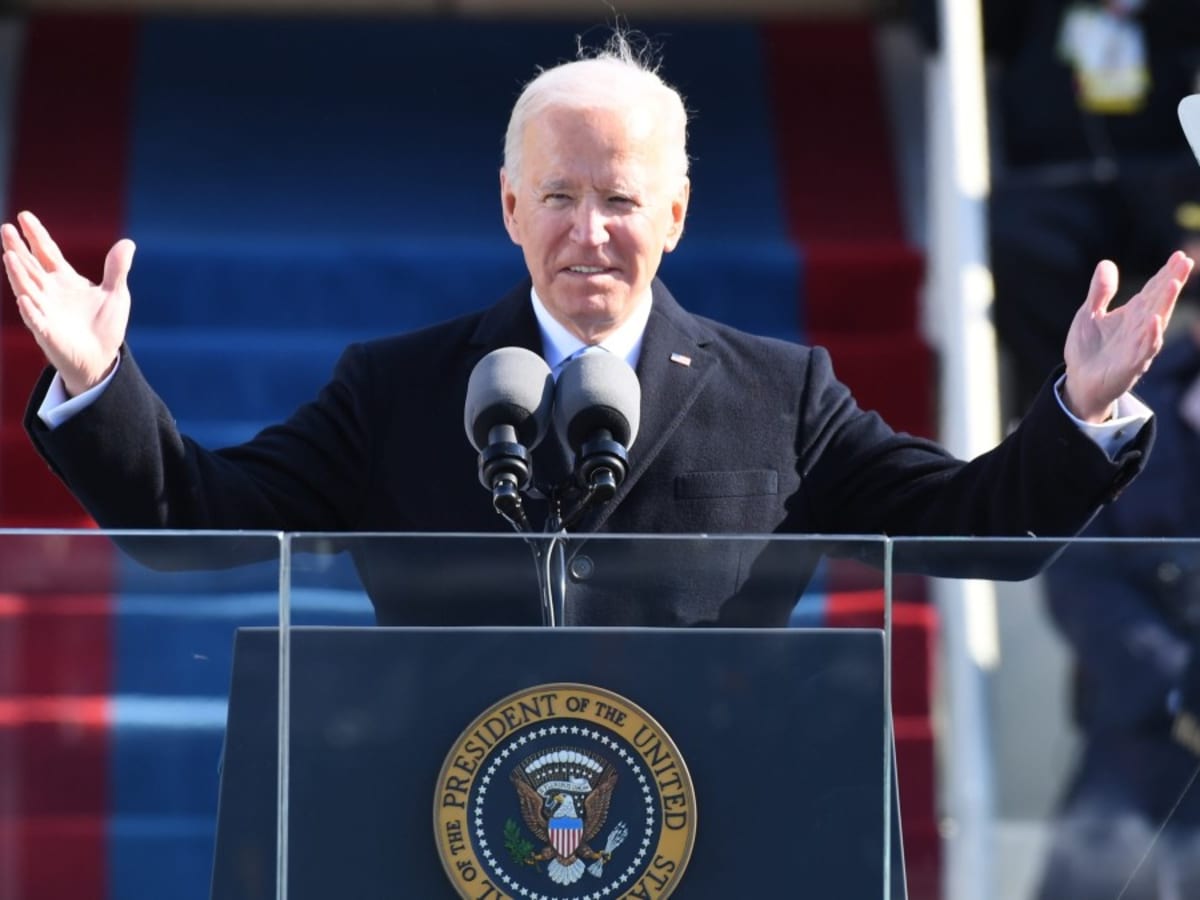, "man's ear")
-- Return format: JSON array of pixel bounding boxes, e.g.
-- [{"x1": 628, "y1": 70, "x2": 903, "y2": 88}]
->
[
  {"x1": 663, "y1": 177, "x2": 690, "y2": 253},
  {"x1": 500, "y1": 168, "x2": 522, "y2": 246}
]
